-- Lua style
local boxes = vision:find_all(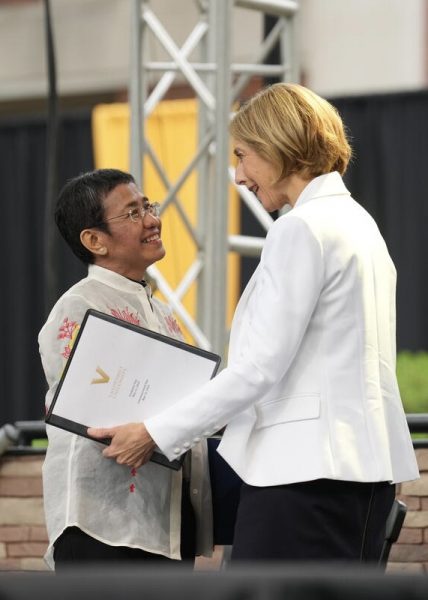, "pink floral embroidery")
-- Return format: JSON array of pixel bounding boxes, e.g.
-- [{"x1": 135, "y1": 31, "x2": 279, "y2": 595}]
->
[
  {"x1": 164, "y1": 315, "x2": 182, "y2": 336},
  {"x1": 131, "y1": 468, "x2": 137, "y2": 477},
  {"x1": 129, "y1": 483, "x2": 136, "y2": 493},
  {"x1": 58, "y1": 318, "x2": 80, "y2": 359},
  {"x1": 58, "y1": 317, "x2": 79, "y2": 340},
  {"x1": 110, "y1": 307, "x2": 140, "y2": 326},
  {"x1": 62, "y1": 346, "x2": 72, "y2": 360}
]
